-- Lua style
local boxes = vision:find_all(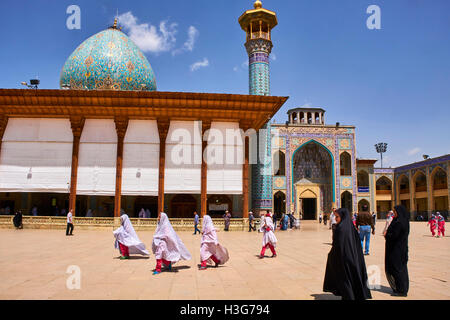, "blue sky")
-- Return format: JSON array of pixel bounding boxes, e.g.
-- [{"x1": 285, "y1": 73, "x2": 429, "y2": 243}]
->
[{"x1": 0, "y1": 0, "x2": 449, "y2": 167}]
